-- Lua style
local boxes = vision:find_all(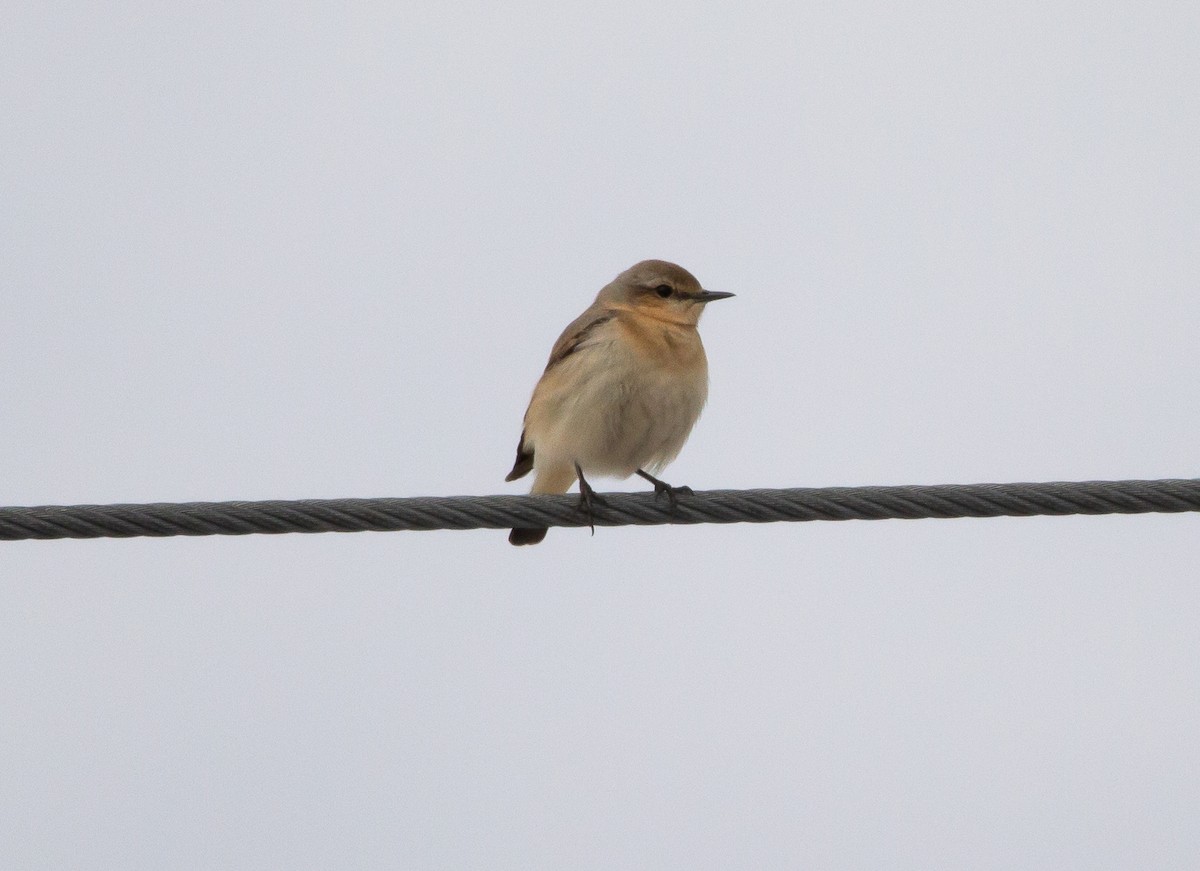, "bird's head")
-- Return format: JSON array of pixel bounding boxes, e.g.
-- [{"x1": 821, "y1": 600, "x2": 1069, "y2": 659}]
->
[{"x1": 598, "y1": 259, "x2": 734, "y2": 326}]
